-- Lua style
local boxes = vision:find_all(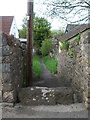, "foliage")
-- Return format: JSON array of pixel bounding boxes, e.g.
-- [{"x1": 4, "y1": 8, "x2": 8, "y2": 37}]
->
[
  {"x1": 19, "y1": 15, "x2": 27, "y2": 38},
  {"x1": 62, "y1": 40, "x2": 69, "y2": 50},
  {"x1": 41, "y1": 39, "x2": 53, "y2": 56},
  {"x1": 43, "y1": 56, "x2": 58, "y2": 74},
  {"x1": 19, "y1": 27, "x2": 27, "y2": 38},
  {"x1": 34, "y1": 17, "x2": 51, "y2": 48},
  {"x1": 33, "y1": 55, "x2": 42, "y2": 78},
  {"x1": 66, "y1": 32, "x2": 81, "y2": 58},
  {"x1": 67, "y1": 48, "x2": 76, "y2": 58},
  {"x1": 50, "y1": 30, "x2": 64, "y2": 39},
  {"x1": 76, "y1": 32, "x2": 81, "y2": 45},
  {"x1": 19, "y1": 15, "x2": 51, "y2": 50}
]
